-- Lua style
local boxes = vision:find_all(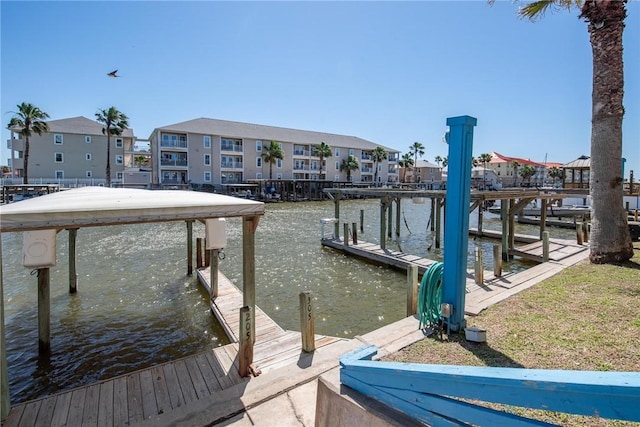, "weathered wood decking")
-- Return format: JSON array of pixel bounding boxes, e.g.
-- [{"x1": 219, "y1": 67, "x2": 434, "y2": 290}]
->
[
  {"x1": 321, "y1": 236, "x2": 590, "y2": 316},
  {"x1": 3, "y1": 270, "x2": 346, "y2": 427}
]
